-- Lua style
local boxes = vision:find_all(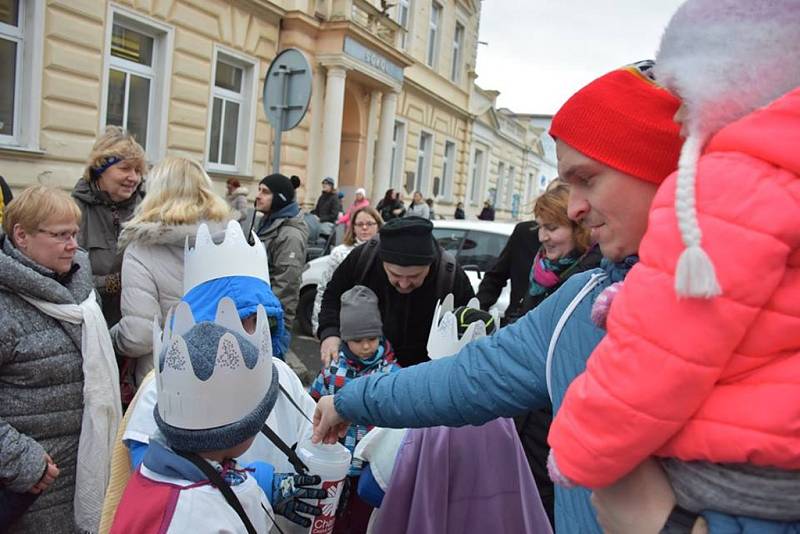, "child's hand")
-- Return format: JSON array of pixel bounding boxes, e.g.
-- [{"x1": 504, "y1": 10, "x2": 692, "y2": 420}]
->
[{"x1": 271, "y1": 473, "x2": 326, "y2": 527}]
